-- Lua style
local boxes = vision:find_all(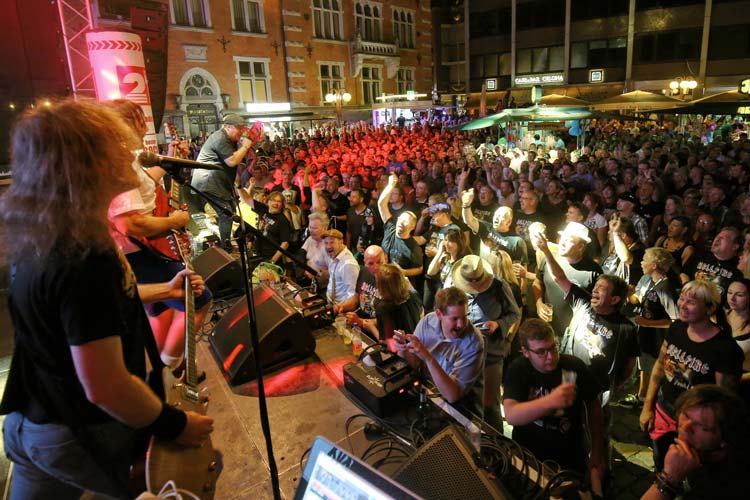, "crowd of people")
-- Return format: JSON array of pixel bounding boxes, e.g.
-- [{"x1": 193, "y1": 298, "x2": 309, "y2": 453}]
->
[
  {"x1": 2, "y1": 97, "x2": 750, "y2": 499},
  {"x1": 186, "y1": 111, "x2": 750, "y2": 497}
]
